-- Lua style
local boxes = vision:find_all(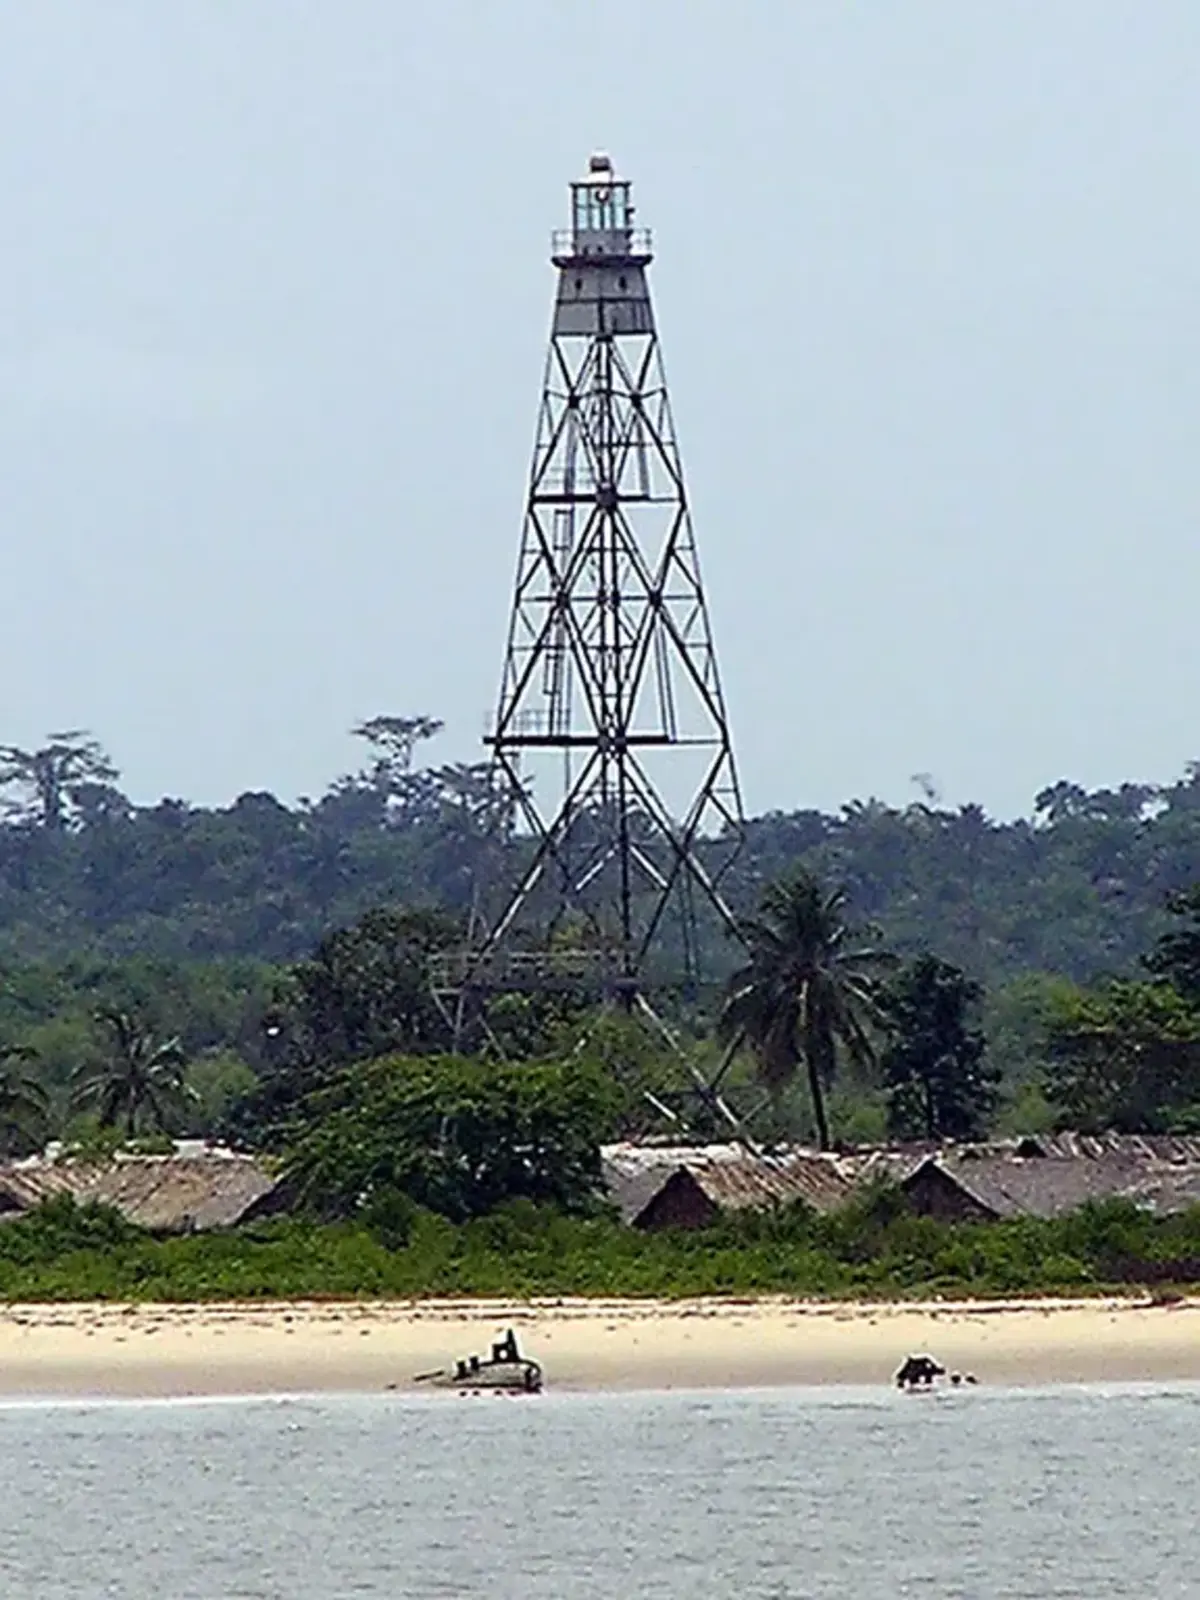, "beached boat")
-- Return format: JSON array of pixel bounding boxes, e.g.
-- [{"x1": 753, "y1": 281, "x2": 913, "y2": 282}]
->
[{"x1": 415, "y1": 1328, "x2": 543, "y2": 1394}]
